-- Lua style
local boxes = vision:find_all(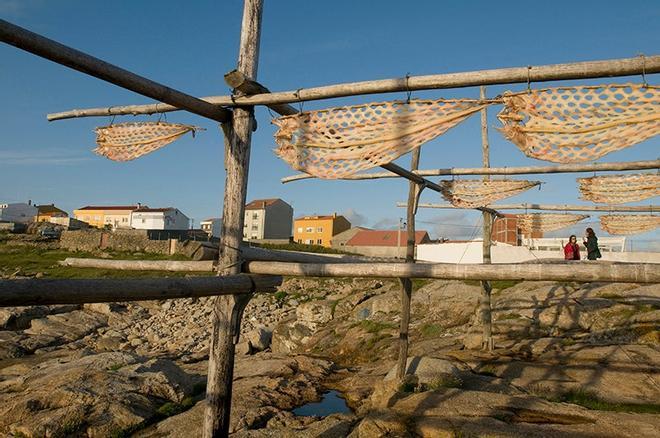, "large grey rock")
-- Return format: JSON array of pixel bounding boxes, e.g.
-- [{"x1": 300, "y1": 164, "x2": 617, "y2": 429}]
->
[
  {"x1": 246, "y1": 325, "x2": 273, "y2": 352},
  {"x1": 0, "y1": 351, "x2": 197, "y2": 437},
  {"x1": 384, "y1": 356, "x2": 462, "y2": 385}
]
